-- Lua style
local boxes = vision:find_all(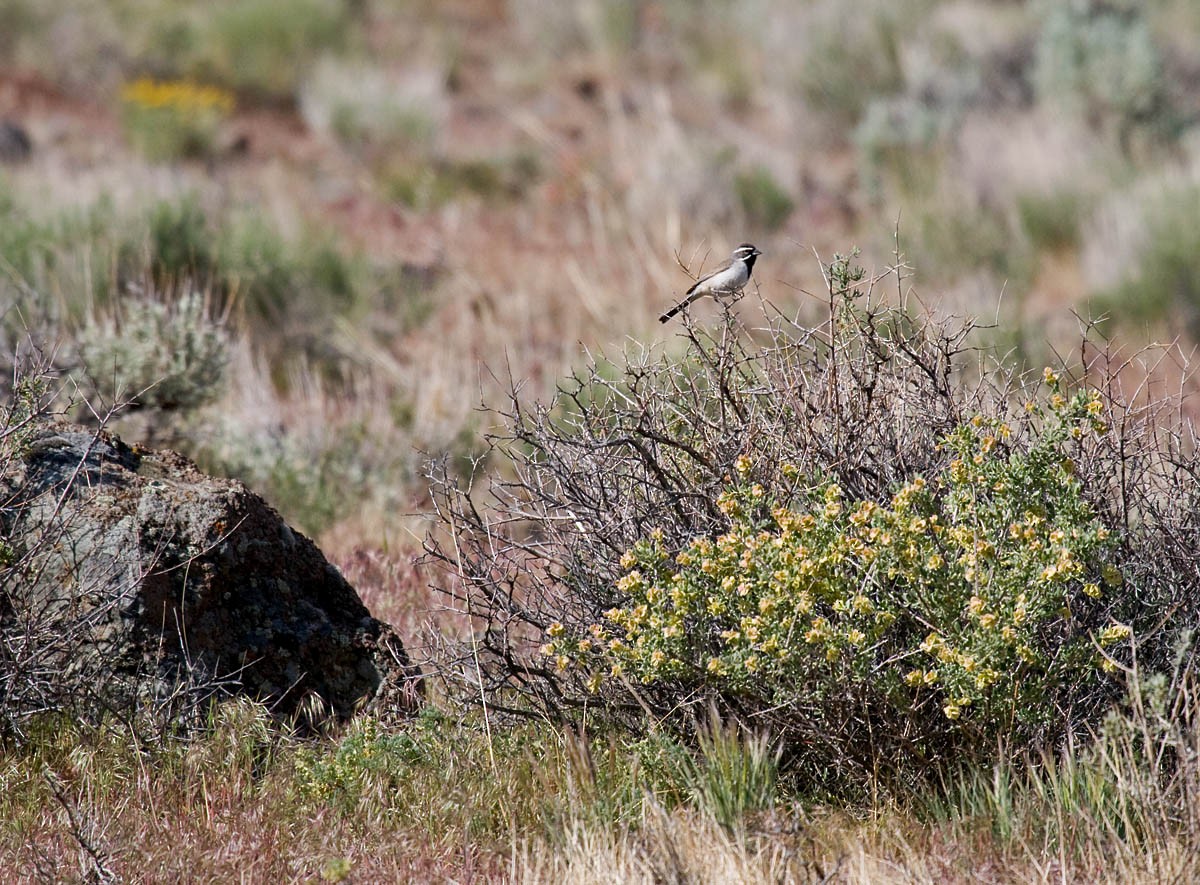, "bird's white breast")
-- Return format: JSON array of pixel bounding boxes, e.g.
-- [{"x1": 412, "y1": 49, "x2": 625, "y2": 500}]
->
[{"x1": 698, "y1": 260, "x2": 749, "y2": 296}]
